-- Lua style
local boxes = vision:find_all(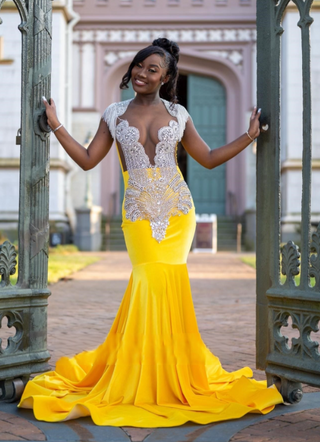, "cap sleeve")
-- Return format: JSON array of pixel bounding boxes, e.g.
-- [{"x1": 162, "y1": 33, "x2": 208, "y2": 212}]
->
[
  {"x1": 102, "y1": 103, "x2": 117, "y2": 140},
  {"x1": 175, "y1": 104, "x2": 192, "y2": 141},
  {"x1": 102, "y1": 99, "x2": 132, "y2": 140},
  {"x1": 161, "y1": 99, "x2": 192, "y2": 141}
]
